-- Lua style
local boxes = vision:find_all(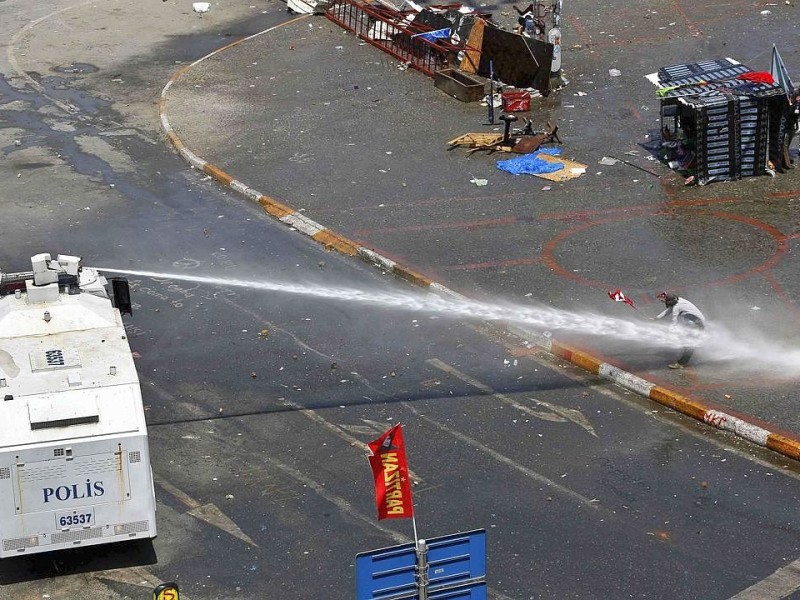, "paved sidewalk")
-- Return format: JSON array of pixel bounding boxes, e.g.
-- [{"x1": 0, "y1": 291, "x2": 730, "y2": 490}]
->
[{"x1": 159, "y1": 8, "x2": 800, "y2": 460}]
